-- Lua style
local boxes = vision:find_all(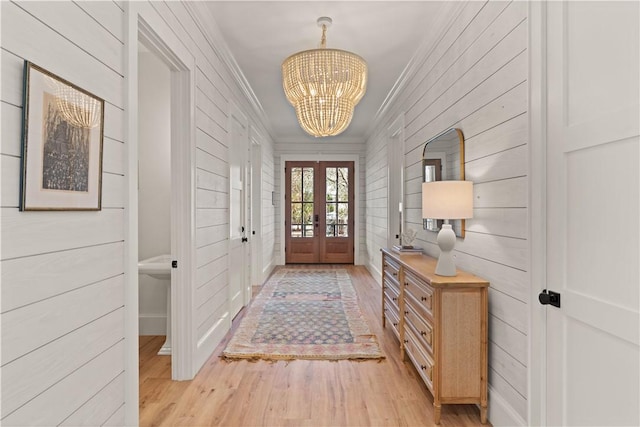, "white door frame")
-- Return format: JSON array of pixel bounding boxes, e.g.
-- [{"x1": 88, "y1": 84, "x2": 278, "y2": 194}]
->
[
  {"x1": 250, "y1": 126, "x2": 263, "y2": 288},
  {"x1": 387, "y1": 113, "x2": 405, "y2": 249},
  {"x1": 528, "y1": 1, "x2": 546, "y2": 425},
  {"x1": 279, "y1": 154, "x2": 360, "y2": 265},
  {"x1": 125, "y1": 4, "x2": 196, "y2": 423}
]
